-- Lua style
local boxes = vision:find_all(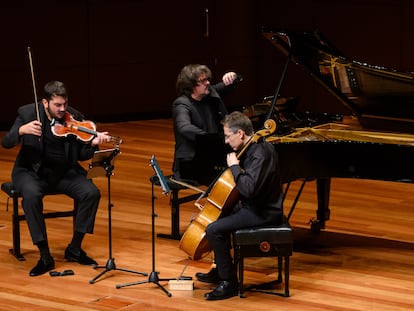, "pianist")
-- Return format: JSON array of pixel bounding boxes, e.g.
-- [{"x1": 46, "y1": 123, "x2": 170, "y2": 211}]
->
[{"x1": 172, "y1": 64, "x2": 240, "y2": 185}]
